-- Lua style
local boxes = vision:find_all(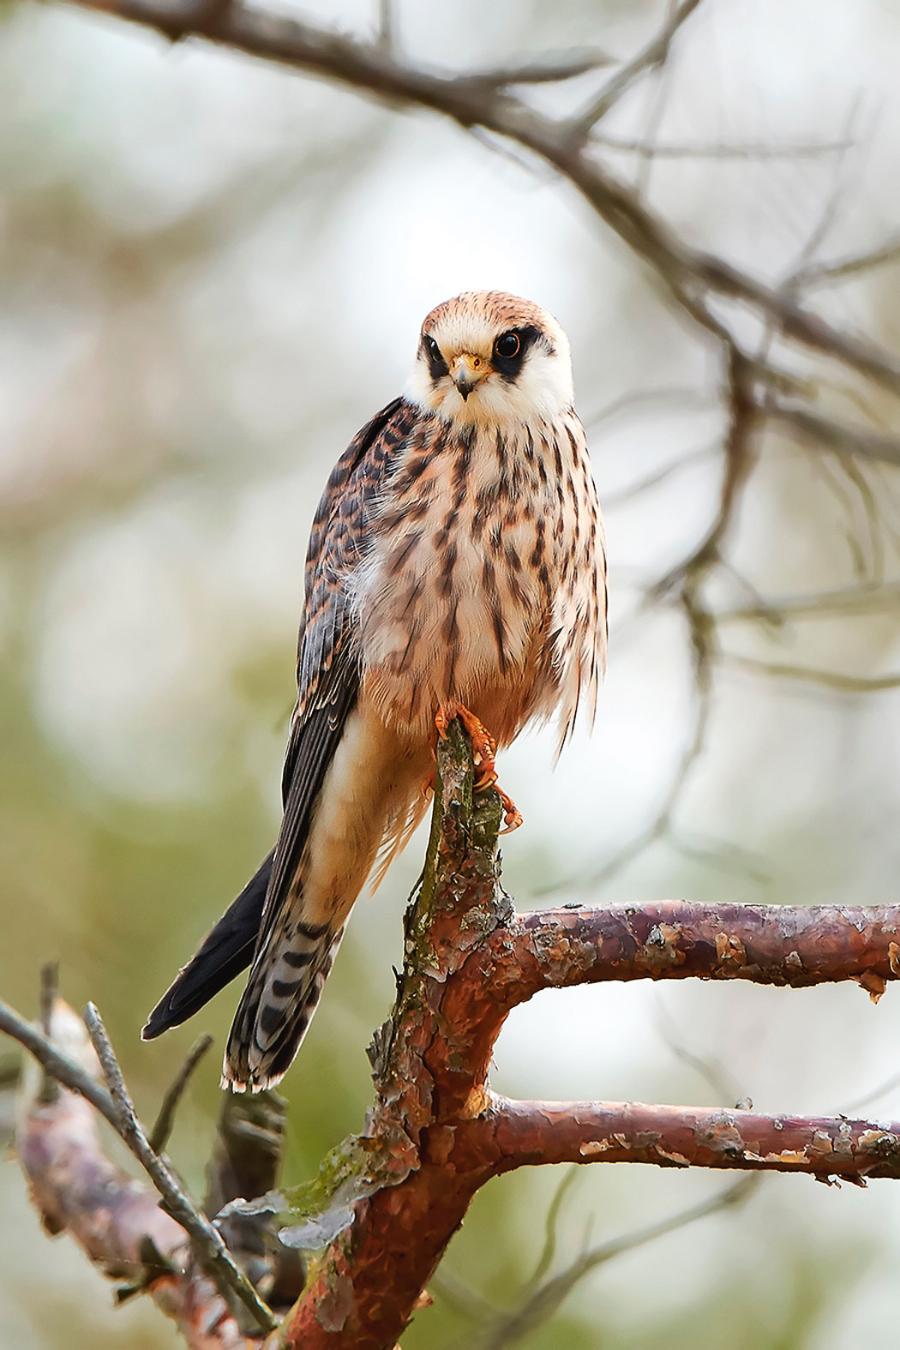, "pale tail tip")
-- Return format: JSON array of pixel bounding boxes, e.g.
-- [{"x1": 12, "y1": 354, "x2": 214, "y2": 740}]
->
[{"x1": 220, "y1": 1063, "x2": 288, "y2": 1094}]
